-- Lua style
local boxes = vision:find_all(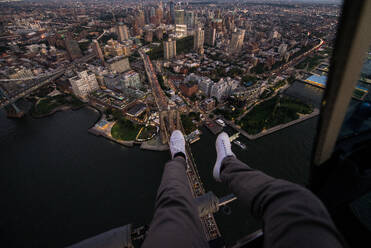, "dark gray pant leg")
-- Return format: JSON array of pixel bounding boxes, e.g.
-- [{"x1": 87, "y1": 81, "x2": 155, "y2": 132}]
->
[
  {"x1": 220, "y1": 156, "x2": 345, "y2": 248},
  {"x1": 142, "y1": 157, "x2": 208, "y2": 248}
]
